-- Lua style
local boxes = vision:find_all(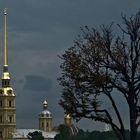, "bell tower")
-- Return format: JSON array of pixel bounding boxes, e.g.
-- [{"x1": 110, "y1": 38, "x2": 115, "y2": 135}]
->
[
  {"x1": 39, "y1": 100, "x2": 52, "y2": 132},
  {"x1": 0, "y1": 8, "x2": 16, "y2": 139}
]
